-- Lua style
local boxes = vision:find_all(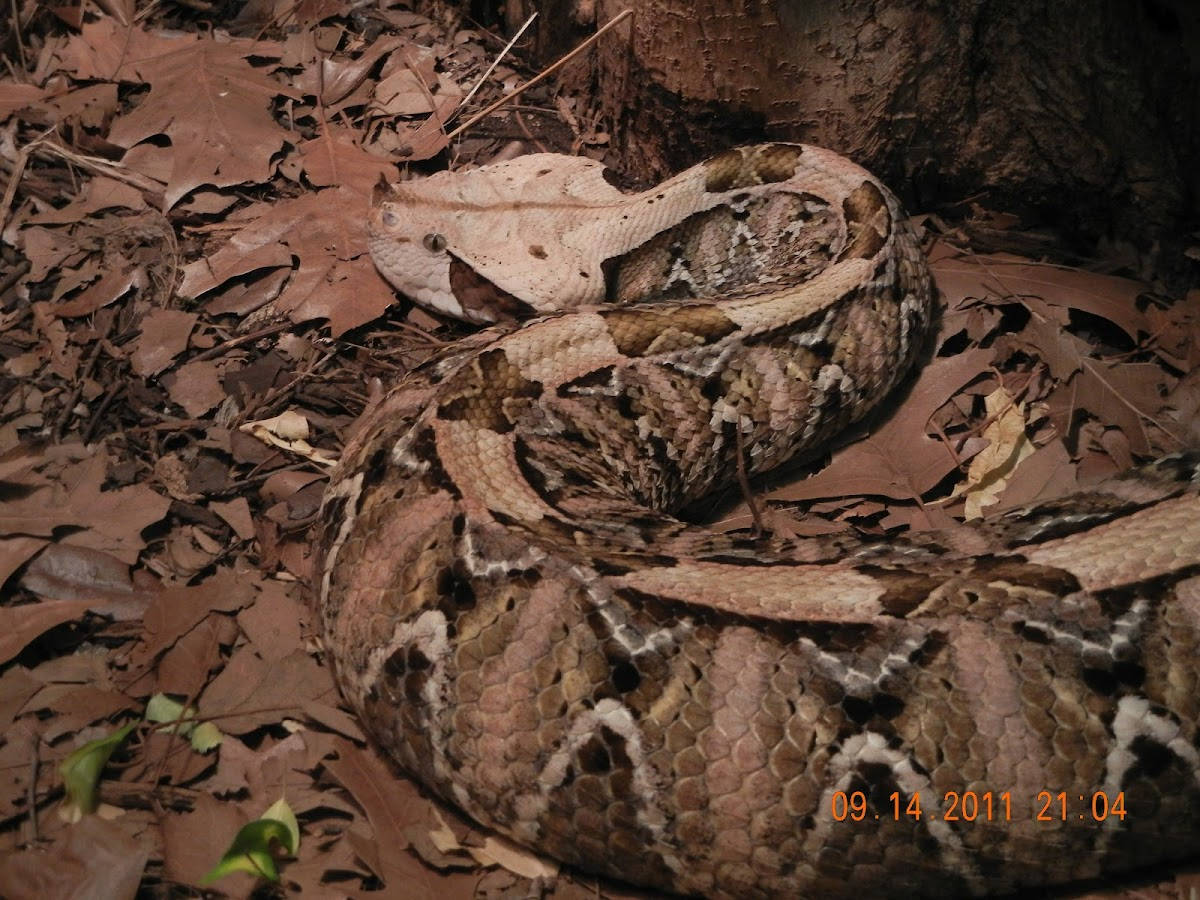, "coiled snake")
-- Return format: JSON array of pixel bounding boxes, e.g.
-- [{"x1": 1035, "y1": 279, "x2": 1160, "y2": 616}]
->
[{"x1": 316, "y1": 144, "x2": 1200, "y2": 897}]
